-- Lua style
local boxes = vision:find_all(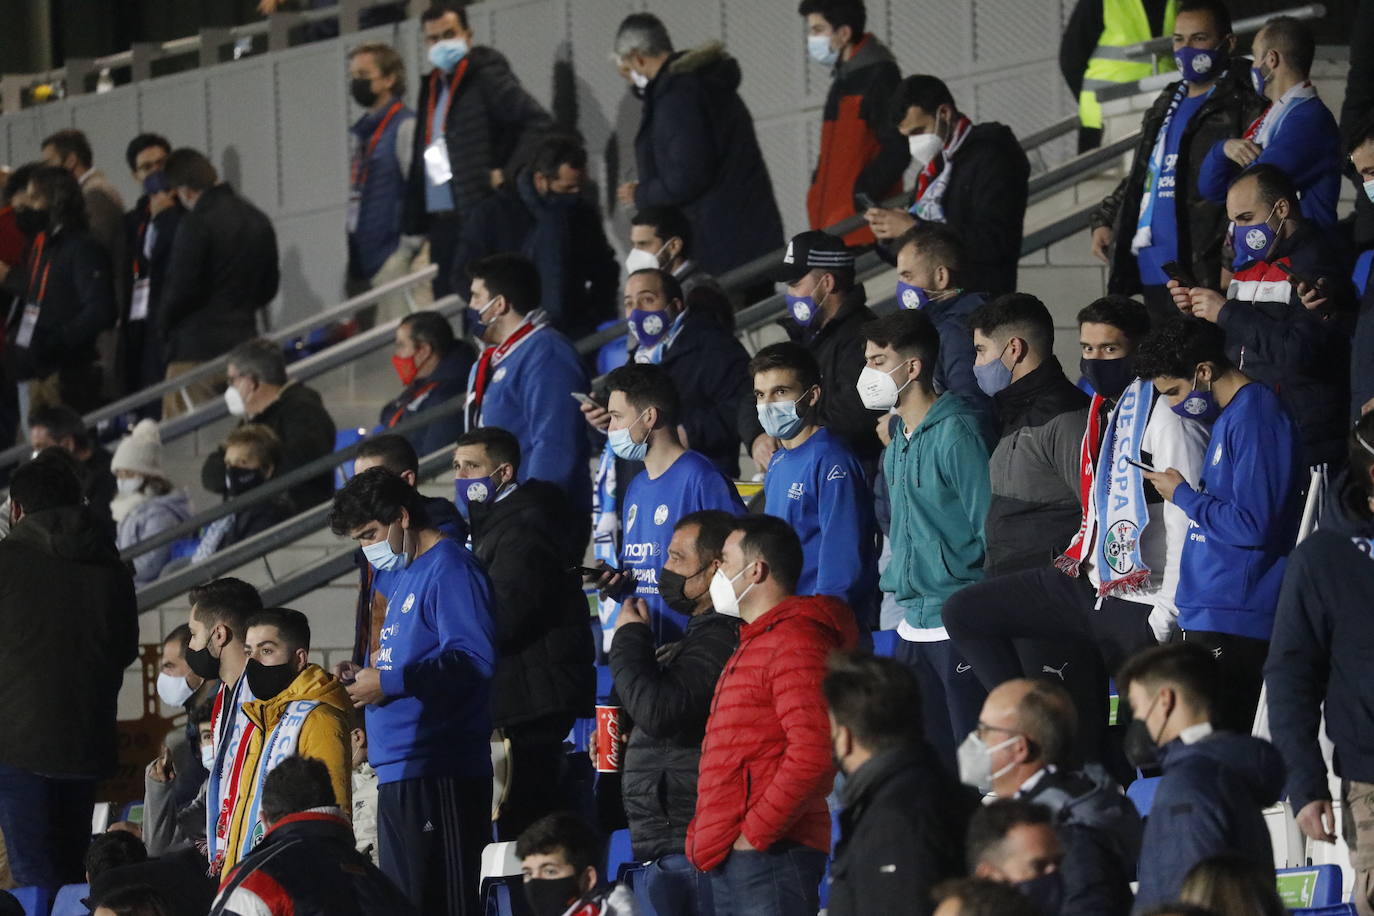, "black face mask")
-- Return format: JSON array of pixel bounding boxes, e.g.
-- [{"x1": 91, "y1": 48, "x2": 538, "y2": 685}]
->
[
  {"x1": 185, "y1": 641, "x2": 221, "y2": 681},
  {"x1": 1080, "y1": 355, "x2": 1136, "y2": 402},
  {"x1": 14, "y1": 207, "x2": 47, "y2": 238},
  {"x1": 350, "y1": 77, "x2": 379, "y2": 108},
  {"x1": 658, "y1": 564, "x2": 709, "y2": 616},
  {"x1": 1123, "y1": 694, "x2": 1164, "y2": 770},
  {"x1": 225, "y1": 466, "x2": 266, "y2": 497},
  {"x1": 244, "y1": 658, "x2": 300, "y2": 701},
  {"x1": 1015, "y1": 871, "x2": 1065, "y2": 915},
  {"x1": 523, "y1": 876, "x2": 582, "y2": 916}
]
